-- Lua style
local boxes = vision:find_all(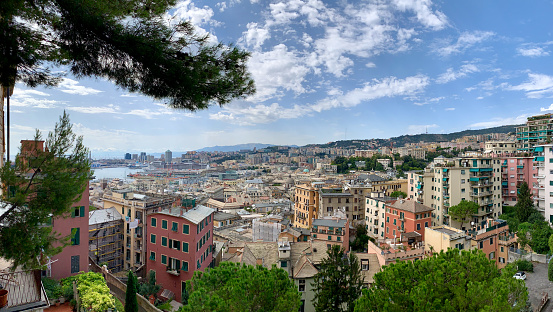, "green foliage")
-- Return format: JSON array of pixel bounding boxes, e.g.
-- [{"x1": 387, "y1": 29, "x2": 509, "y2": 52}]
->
[
  {"x1": 528, "y1": 220, "x2": 553, "y2": 254},
  {"x1": 448, "y1": 200, "x2": 478, "y2": 229},
  {"x1": 515, "y1": 260, "x2": 534, "y2": 272},
  {"x1": 0, "y1": 112, "x2": 90, "y2": 269},
  {"x1": 350, "y1": 225, "x2": 370, "y2": 252},
  {"x1": 157, "y1": 299, "x2": 173, "y2": 312},
  {"x1": 549, "y1": 234, "x2": 553, "y2": 254},
  {"x1": 515, "y1": 182, "x2": 535, "y2": 223},
  {"x1": 138, "y1": 270, "x2": 162, "y2": 300},
  {"x1": 312, "y1": 245, "x2": 364, "y2": 312},
  {"x1": 549, "y1": 260, "x2": 553, "y2": 282},
  {"x1": 1, "y1": 0, "x2": 254, "y2": 110},
  {"x1": 181, "y1": 262, "x2": 300, "y2": 312},
  {"x1": 42, "y1": 277, "x2": 62, "y2": 300},
  {"x1": 125, "y1": 271, "x2": 139, "y2": 312},
  {"x1": 114, "y1": 298, "x2": 124, "y2": 312},
  {"x1": 76, "y1": 272, "x2": 114, "y2": 312},
  {"x1": 354, "y1": 249, "x2": 528, "y2": 312},
  {"x1": 390, "y1": 191, "x2": 407, "y2": 199}
]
